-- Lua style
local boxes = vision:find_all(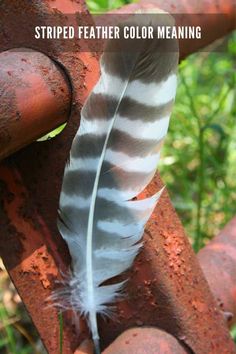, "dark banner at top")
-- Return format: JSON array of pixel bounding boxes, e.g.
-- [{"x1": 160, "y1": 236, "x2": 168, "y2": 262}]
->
[{"x1": 0, "y1": 12, "x2": 233, "y2": 53}]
